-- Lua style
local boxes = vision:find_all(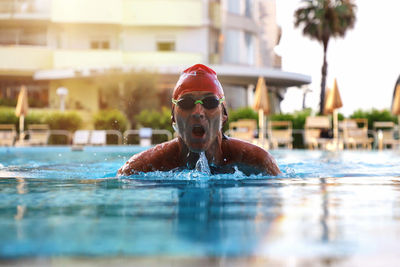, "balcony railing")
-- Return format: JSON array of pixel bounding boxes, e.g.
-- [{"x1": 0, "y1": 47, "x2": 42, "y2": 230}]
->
[
  {"x1": 0, "y1": 46, "x2": 204, "y2": 71},
  {"x1": 123, "y1": 51, "x2": 203, "y2": 66},
  {"x1": 0, "y1": 0, "x2": 51, "y2": 18},
  {"x1": 0, "y1": 46, "x2": 52, "y2": 70}
]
